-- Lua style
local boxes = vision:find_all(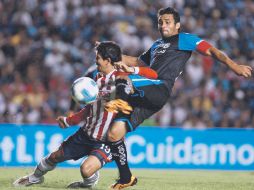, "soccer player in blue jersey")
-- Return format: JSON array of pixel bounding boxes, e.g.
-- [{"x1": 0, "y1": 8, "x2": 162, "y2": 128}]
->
[{"x1": 106, "y1": 7, "x2": 253, "y2": 190}]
